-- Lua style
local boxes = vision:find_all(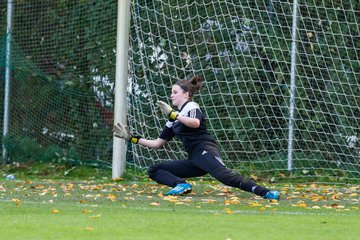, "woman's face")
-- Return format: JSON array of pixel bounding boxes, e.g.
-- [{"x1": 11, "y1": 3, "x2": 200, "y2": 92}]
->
[{"x1": 170, "y1": 84, "x2": 189, "y2": 108}]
